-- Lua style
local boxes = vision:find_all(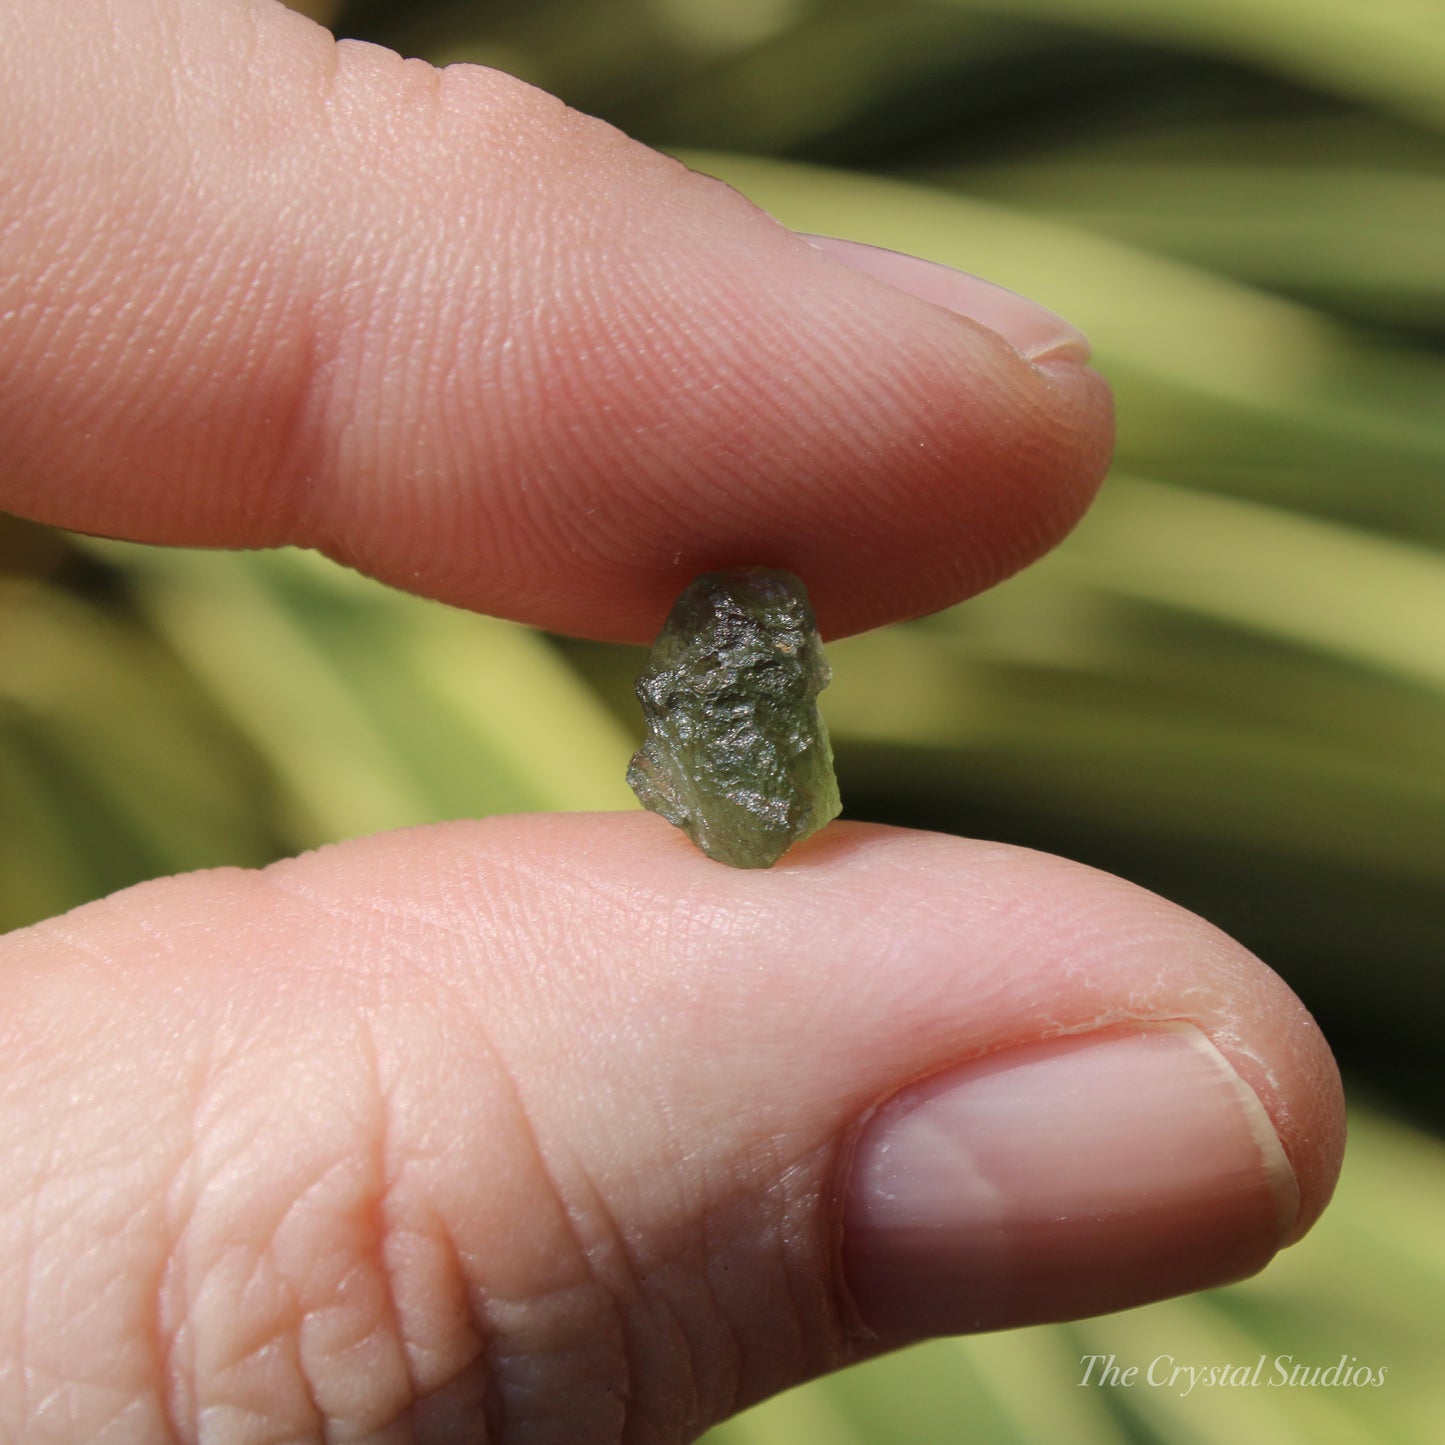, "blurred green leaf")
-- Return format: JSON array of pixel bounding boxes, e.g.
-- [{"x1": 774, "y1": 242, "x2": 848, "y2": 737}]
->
[
  {"x1": 931, "y1": 154, "x2": 1445, "y2": 326},
  {"x1": 0, "y1": 576, "x2": 281, "y2": 928},
  {"x1": 922, "y1": 0, "x2": 1445, "y2": 132},
  {"x1": 1046, "y1": 475, "x2": 1445, "y2": 697},
  {"x1": 1, "y1": 542, "x2": 637, "y2": 929},
  {"x1": 78, "y1": 542, "x2": 639, "y2": 836},
  {"x1": 679, "y1": 152, "x2": 1445, "y2": 528}
]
